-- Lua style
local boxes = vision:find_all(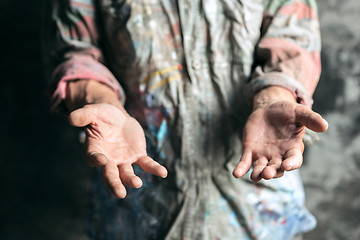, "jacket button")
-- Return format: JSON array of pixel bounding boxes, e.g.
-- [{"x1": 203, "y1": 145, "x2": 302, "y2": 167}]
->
[{"x1": 192, "y1": 60, "x2": 201, "y2": 70}]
